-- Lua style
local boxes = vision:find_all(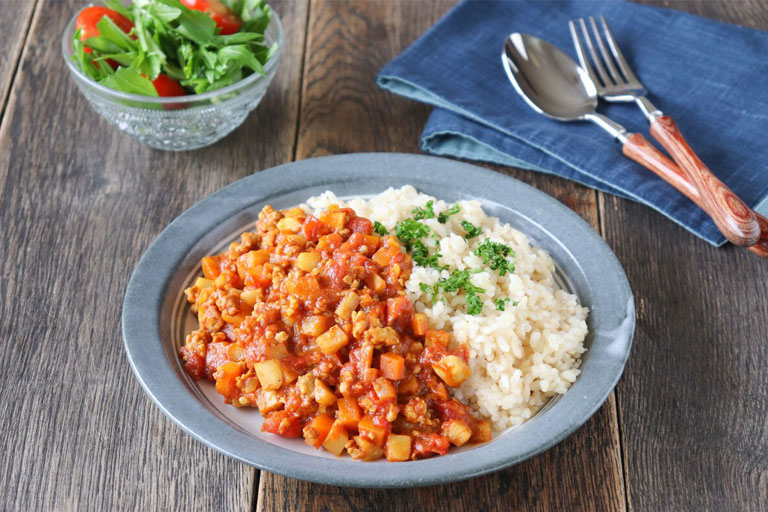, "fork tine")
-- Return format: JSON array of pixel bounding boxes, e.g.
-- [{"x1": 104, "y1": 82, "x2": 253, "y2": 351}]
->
[
  {"x1": 599, "y1": 15, "x2": 641, "y2": 86},
  {"x1": 588, "y1": 16, "x2": 622, "y2": 85},
  {"x1": 568, "y1": 20, "x2": 601, "y2": 91},
  {"x1": 577, "y1": 18, "x2": 612, "y2": 88}
]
